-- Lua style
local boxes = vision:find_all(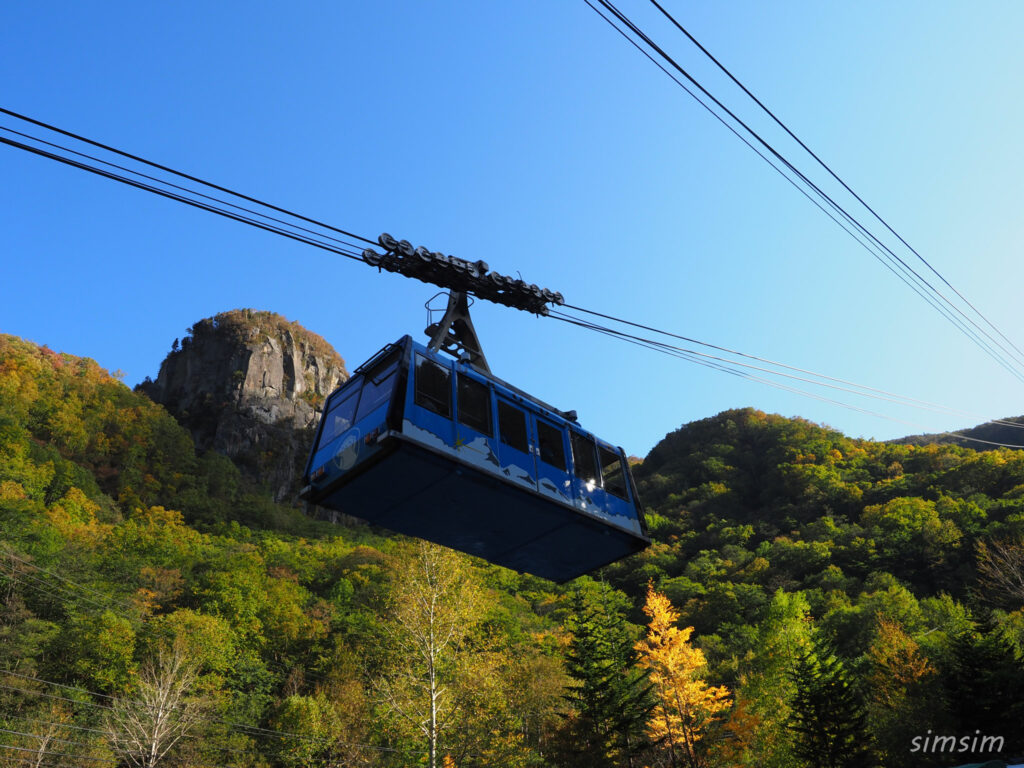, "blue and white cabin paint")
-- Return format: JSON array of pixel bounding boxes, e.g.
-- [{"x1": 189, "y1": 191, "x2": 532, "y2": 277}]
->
[{"x1": 301, "y1": 336, "x2": 650, "y2": 582}]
